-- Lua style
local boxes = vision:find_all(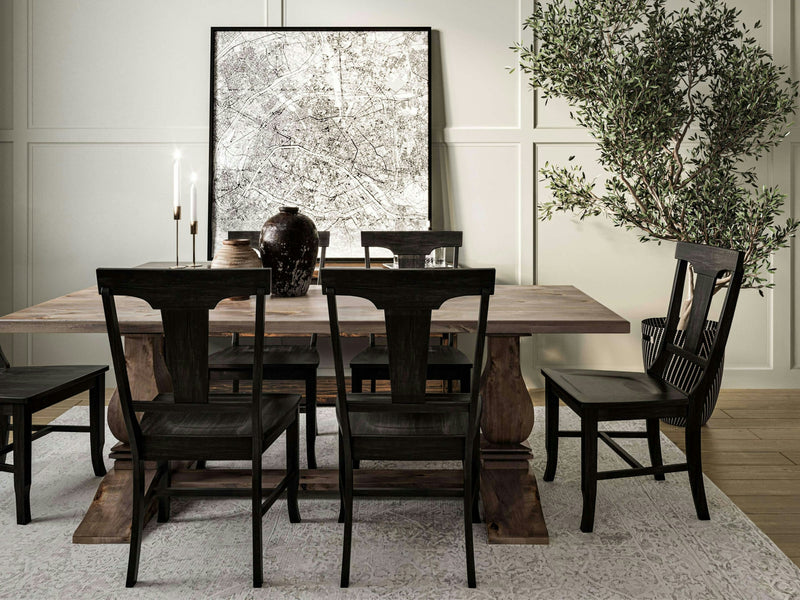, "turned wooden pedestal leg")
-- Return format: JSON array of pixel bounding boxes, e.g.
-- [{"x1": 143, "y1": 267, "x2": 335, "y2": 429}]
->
[
  {"x1": 107, "y1": 334, "x2": 172, "y2": 455},
  {"x1": 479, "y1": 335, "x2": 548, "y2": 544},
  {"x1": 73, "y1": 335, "x2": 170, "y2": 543}
]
